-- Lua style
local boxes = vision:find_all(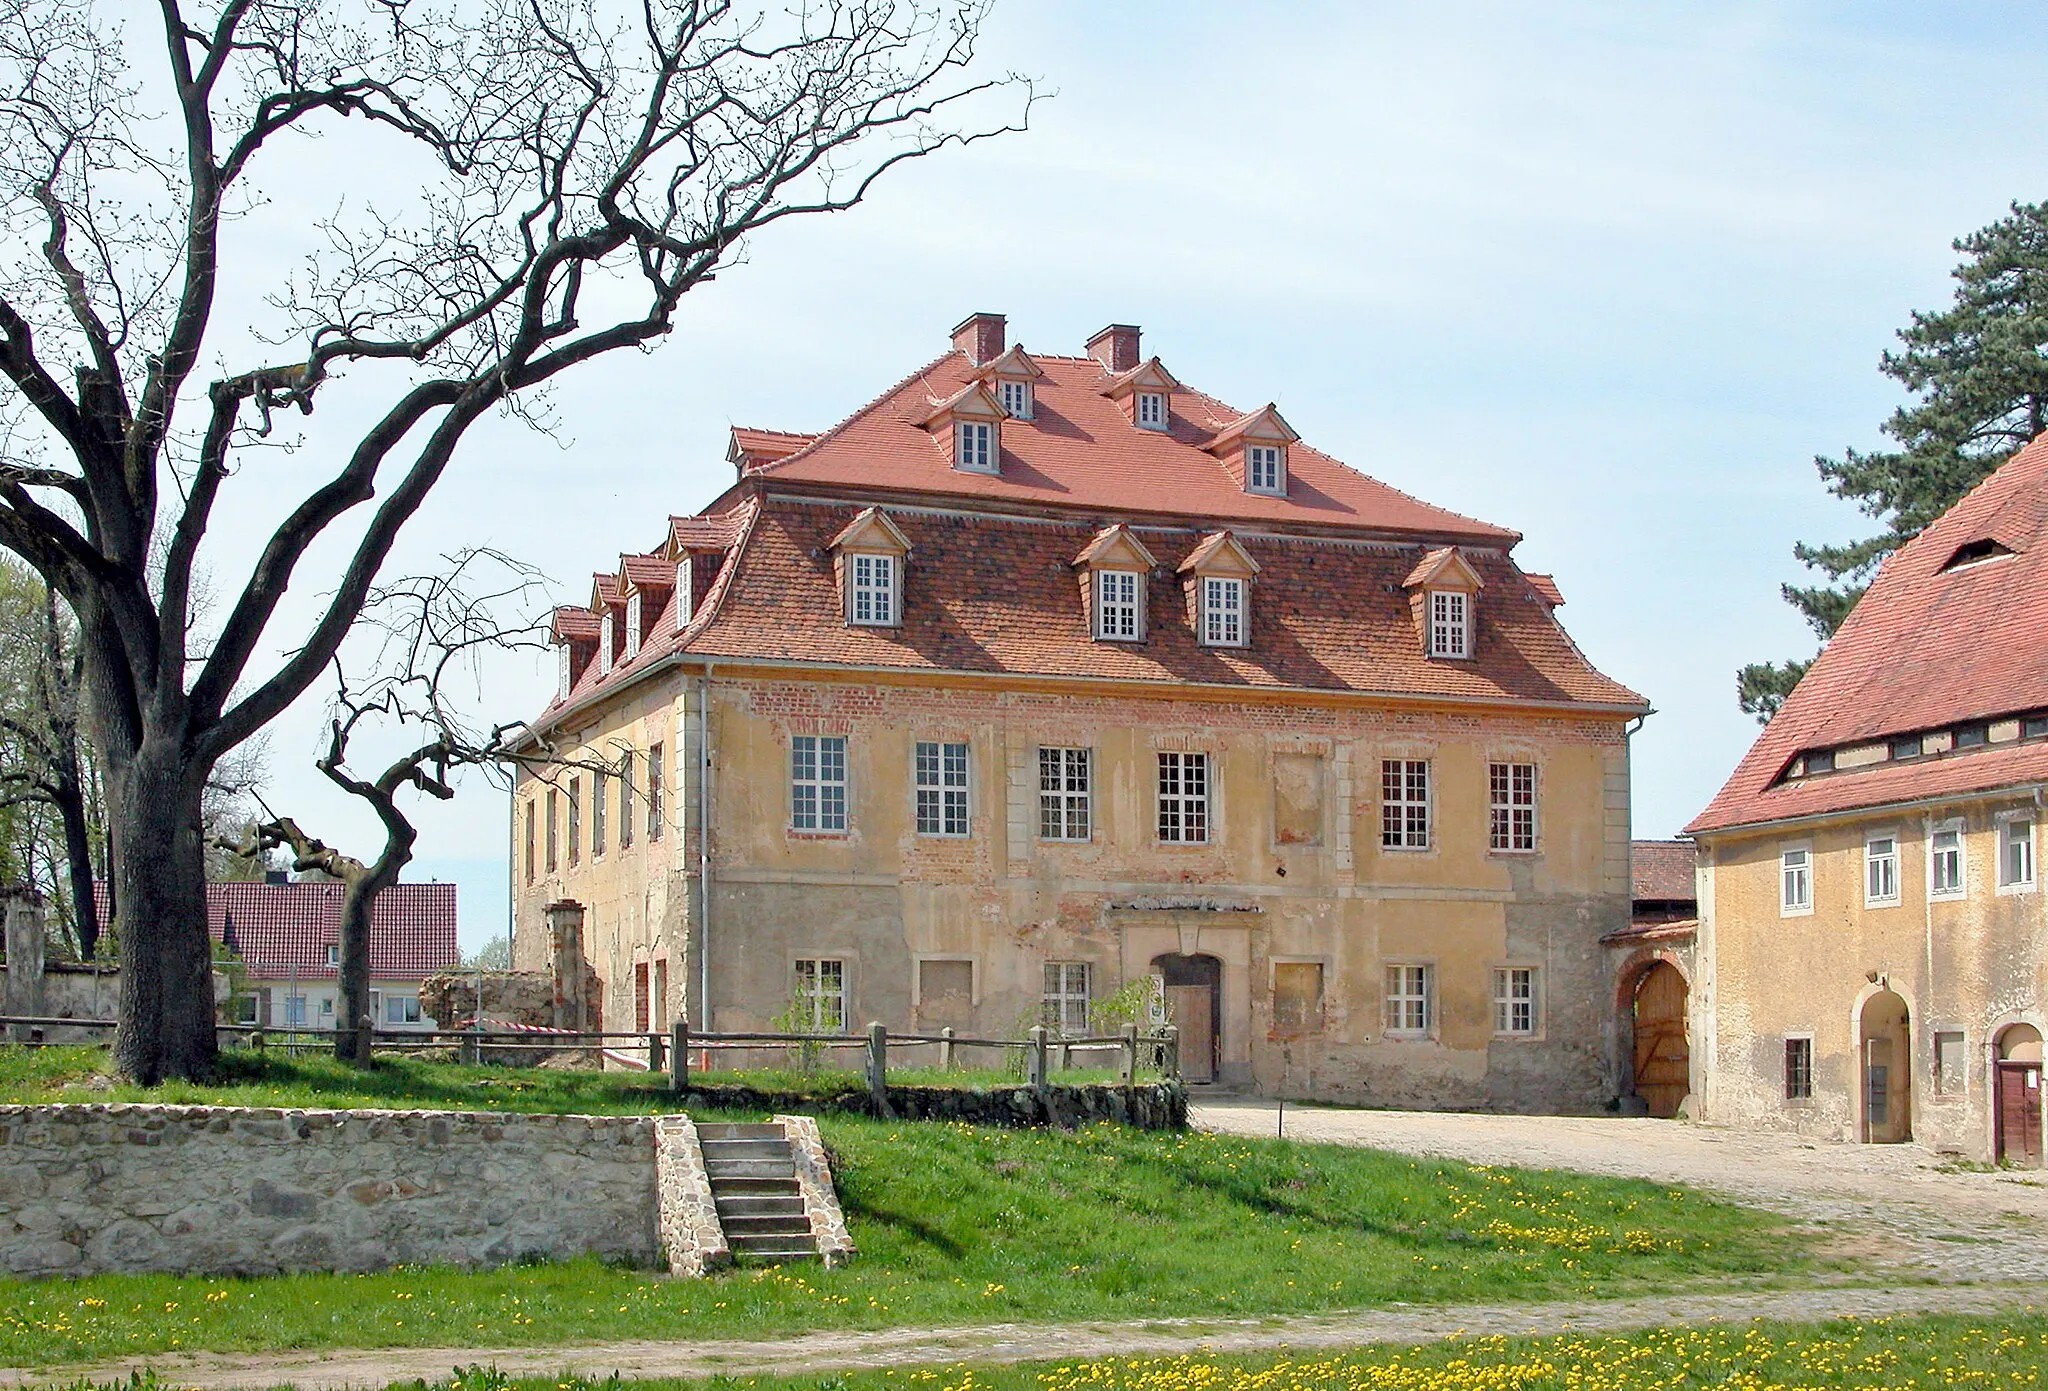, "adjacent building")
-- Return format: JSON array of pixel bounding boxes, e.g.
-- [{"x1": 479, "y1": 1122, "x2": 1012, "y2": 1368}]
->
[
  {"x1": 211, "y1": 878, "x2": 459, "y2": 1032},
  {"x1": 1687, "y1": 437, "x2": 2048, "y2": 1164},
  {"x1": 513, "y1": 314, "x2": 1648, "y2": 1107}
]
